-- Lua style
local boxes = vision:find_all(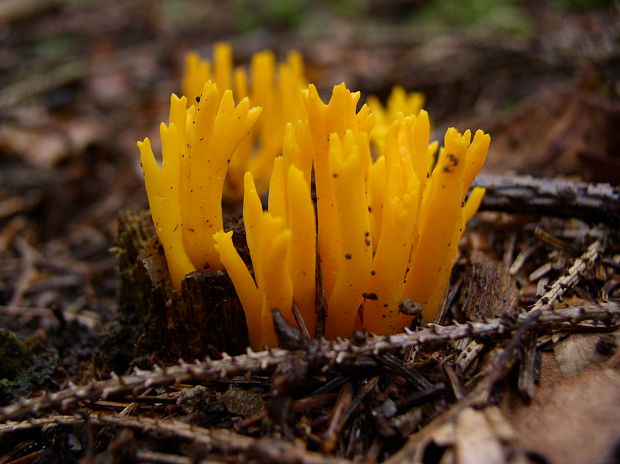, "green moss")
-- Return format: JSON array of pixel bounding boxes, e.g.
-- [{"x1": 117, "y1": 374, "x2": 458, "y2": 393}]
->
[
  {"x1": 231, "y1": 0, "x2": 309, "y2": 32},
  {"x1": 410, "y1": 0, "x2": 533, "y2": 37},
  {"x1": 0, "y1": 329, "x2": 30, "y2": 379},
  {"x1": 0, "y1": 329, "x2": 58, "y2": 406},
  {"x1": 549, "y1": 0, "x2": 614, "y2": 10}
]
